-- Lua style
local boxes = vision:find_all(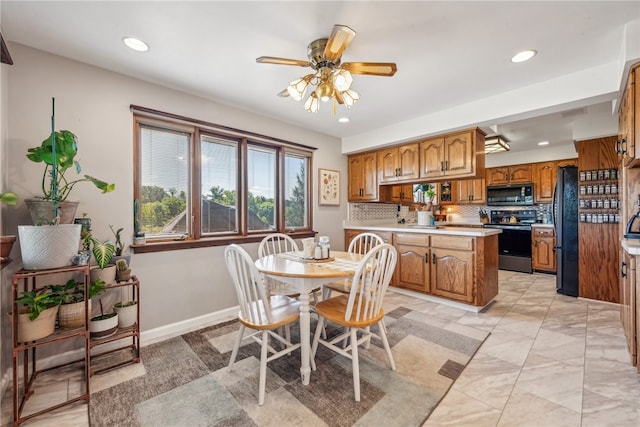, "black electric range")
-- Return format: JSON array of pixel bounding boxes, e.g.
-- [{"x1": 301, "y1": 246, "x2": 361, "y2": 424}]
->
[{"x1": 483, "y1": 210, "x2": 537, "y2": 273}]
